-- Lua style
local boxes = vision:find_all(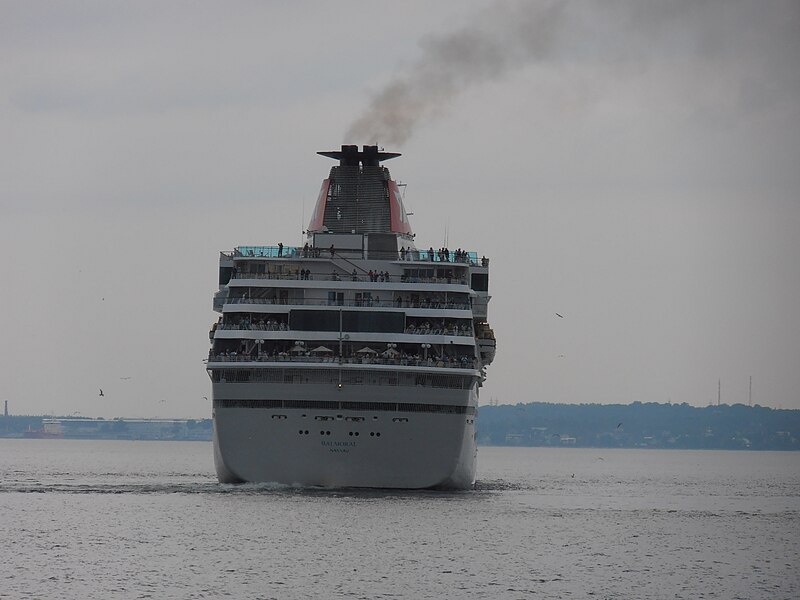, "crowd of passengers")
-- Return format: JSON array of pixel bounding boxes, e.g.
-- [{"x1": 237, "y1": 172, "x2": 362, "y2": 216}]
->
[
  {"x1": 226, "y1": 294, "x2": 470, "y2": 309},
  {"x1": 234, "y1": 243, "x2": 489, "y2": 267},
  {"x1": 211, "y1": 348, "x2": 478, "y2": 368},
  {"x1": 231, "y1": 267, "x2": 468, "y2": 285},
  {"x1": 217, "y1": 317, "x2": 287, "y2": 331},
  {"x1": 363, "y1": 270, "x2": 390, "y2": 282},
  {"x1": 399, "y1": 246, "x2": 480, "y2": 264},
  {"x1": 396, "y1": 296, "x2": 470, "y2": 309},
  {"x1": 404, "y1": 320, "x2": 472, "y2": 336},
  {"x1": 216, "y1": 316, "x2": 471, "y2": 335}
]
